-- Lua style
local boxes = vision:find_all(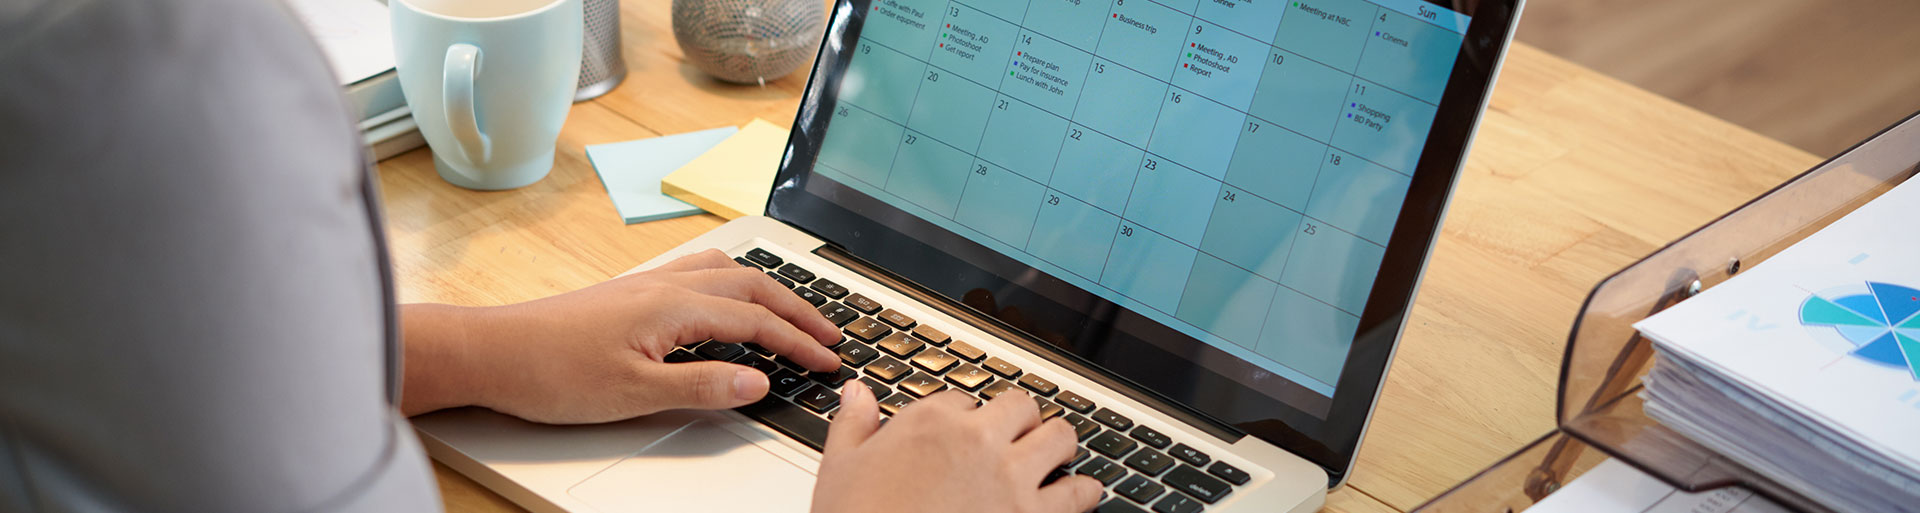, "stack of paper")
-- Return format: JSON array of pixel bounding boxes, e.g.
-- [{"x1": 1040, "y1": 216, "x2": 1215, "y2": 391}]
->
[
  {"x1": 1634, "y1": 179, "x2": 1920, "y2": 512},
  {"x1": 289, "y1": 0, "x2": 424, "y2": 160}
]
